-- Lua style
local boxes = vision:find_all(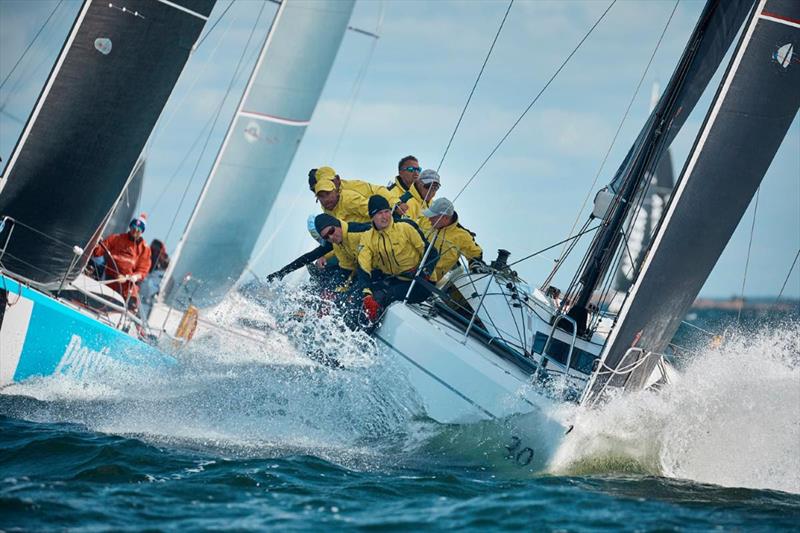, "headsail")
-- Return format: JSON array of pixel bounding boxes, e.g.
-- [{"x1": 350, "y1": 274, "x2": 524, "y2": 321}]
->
[
  {"x1": 0, "y1": 0, "x2": 215, "y2": 287},
  {"x1": 612, "y1": 84, "x2": 675, "y2": 293},
  {"x1": 587, "y1": 0, "x2": 800, "y2": 399},
  {"x1": 162, "y1": 0, "x2": 356, "y2": 309}
]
